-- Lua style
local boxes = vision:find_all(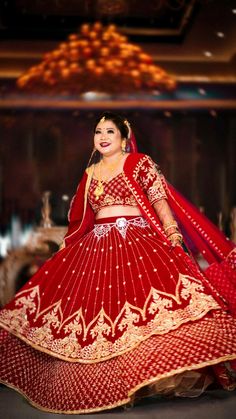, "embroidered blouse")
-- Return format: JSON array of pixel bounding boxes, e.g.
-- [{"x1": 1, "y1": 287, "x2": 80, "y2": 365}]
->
[{"x1": 88, "y1": 155, "x2": 167, "y2": 213}]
